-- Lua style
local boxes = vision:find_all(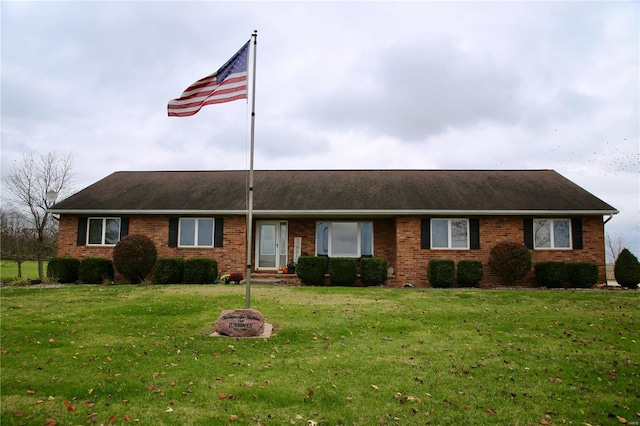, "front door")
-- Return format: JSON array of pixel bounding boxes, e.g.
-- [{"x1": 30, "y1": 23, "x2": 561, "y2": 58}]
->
[{"x1": 256, "y1": 221, "x2": 288, "y2": 270}]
